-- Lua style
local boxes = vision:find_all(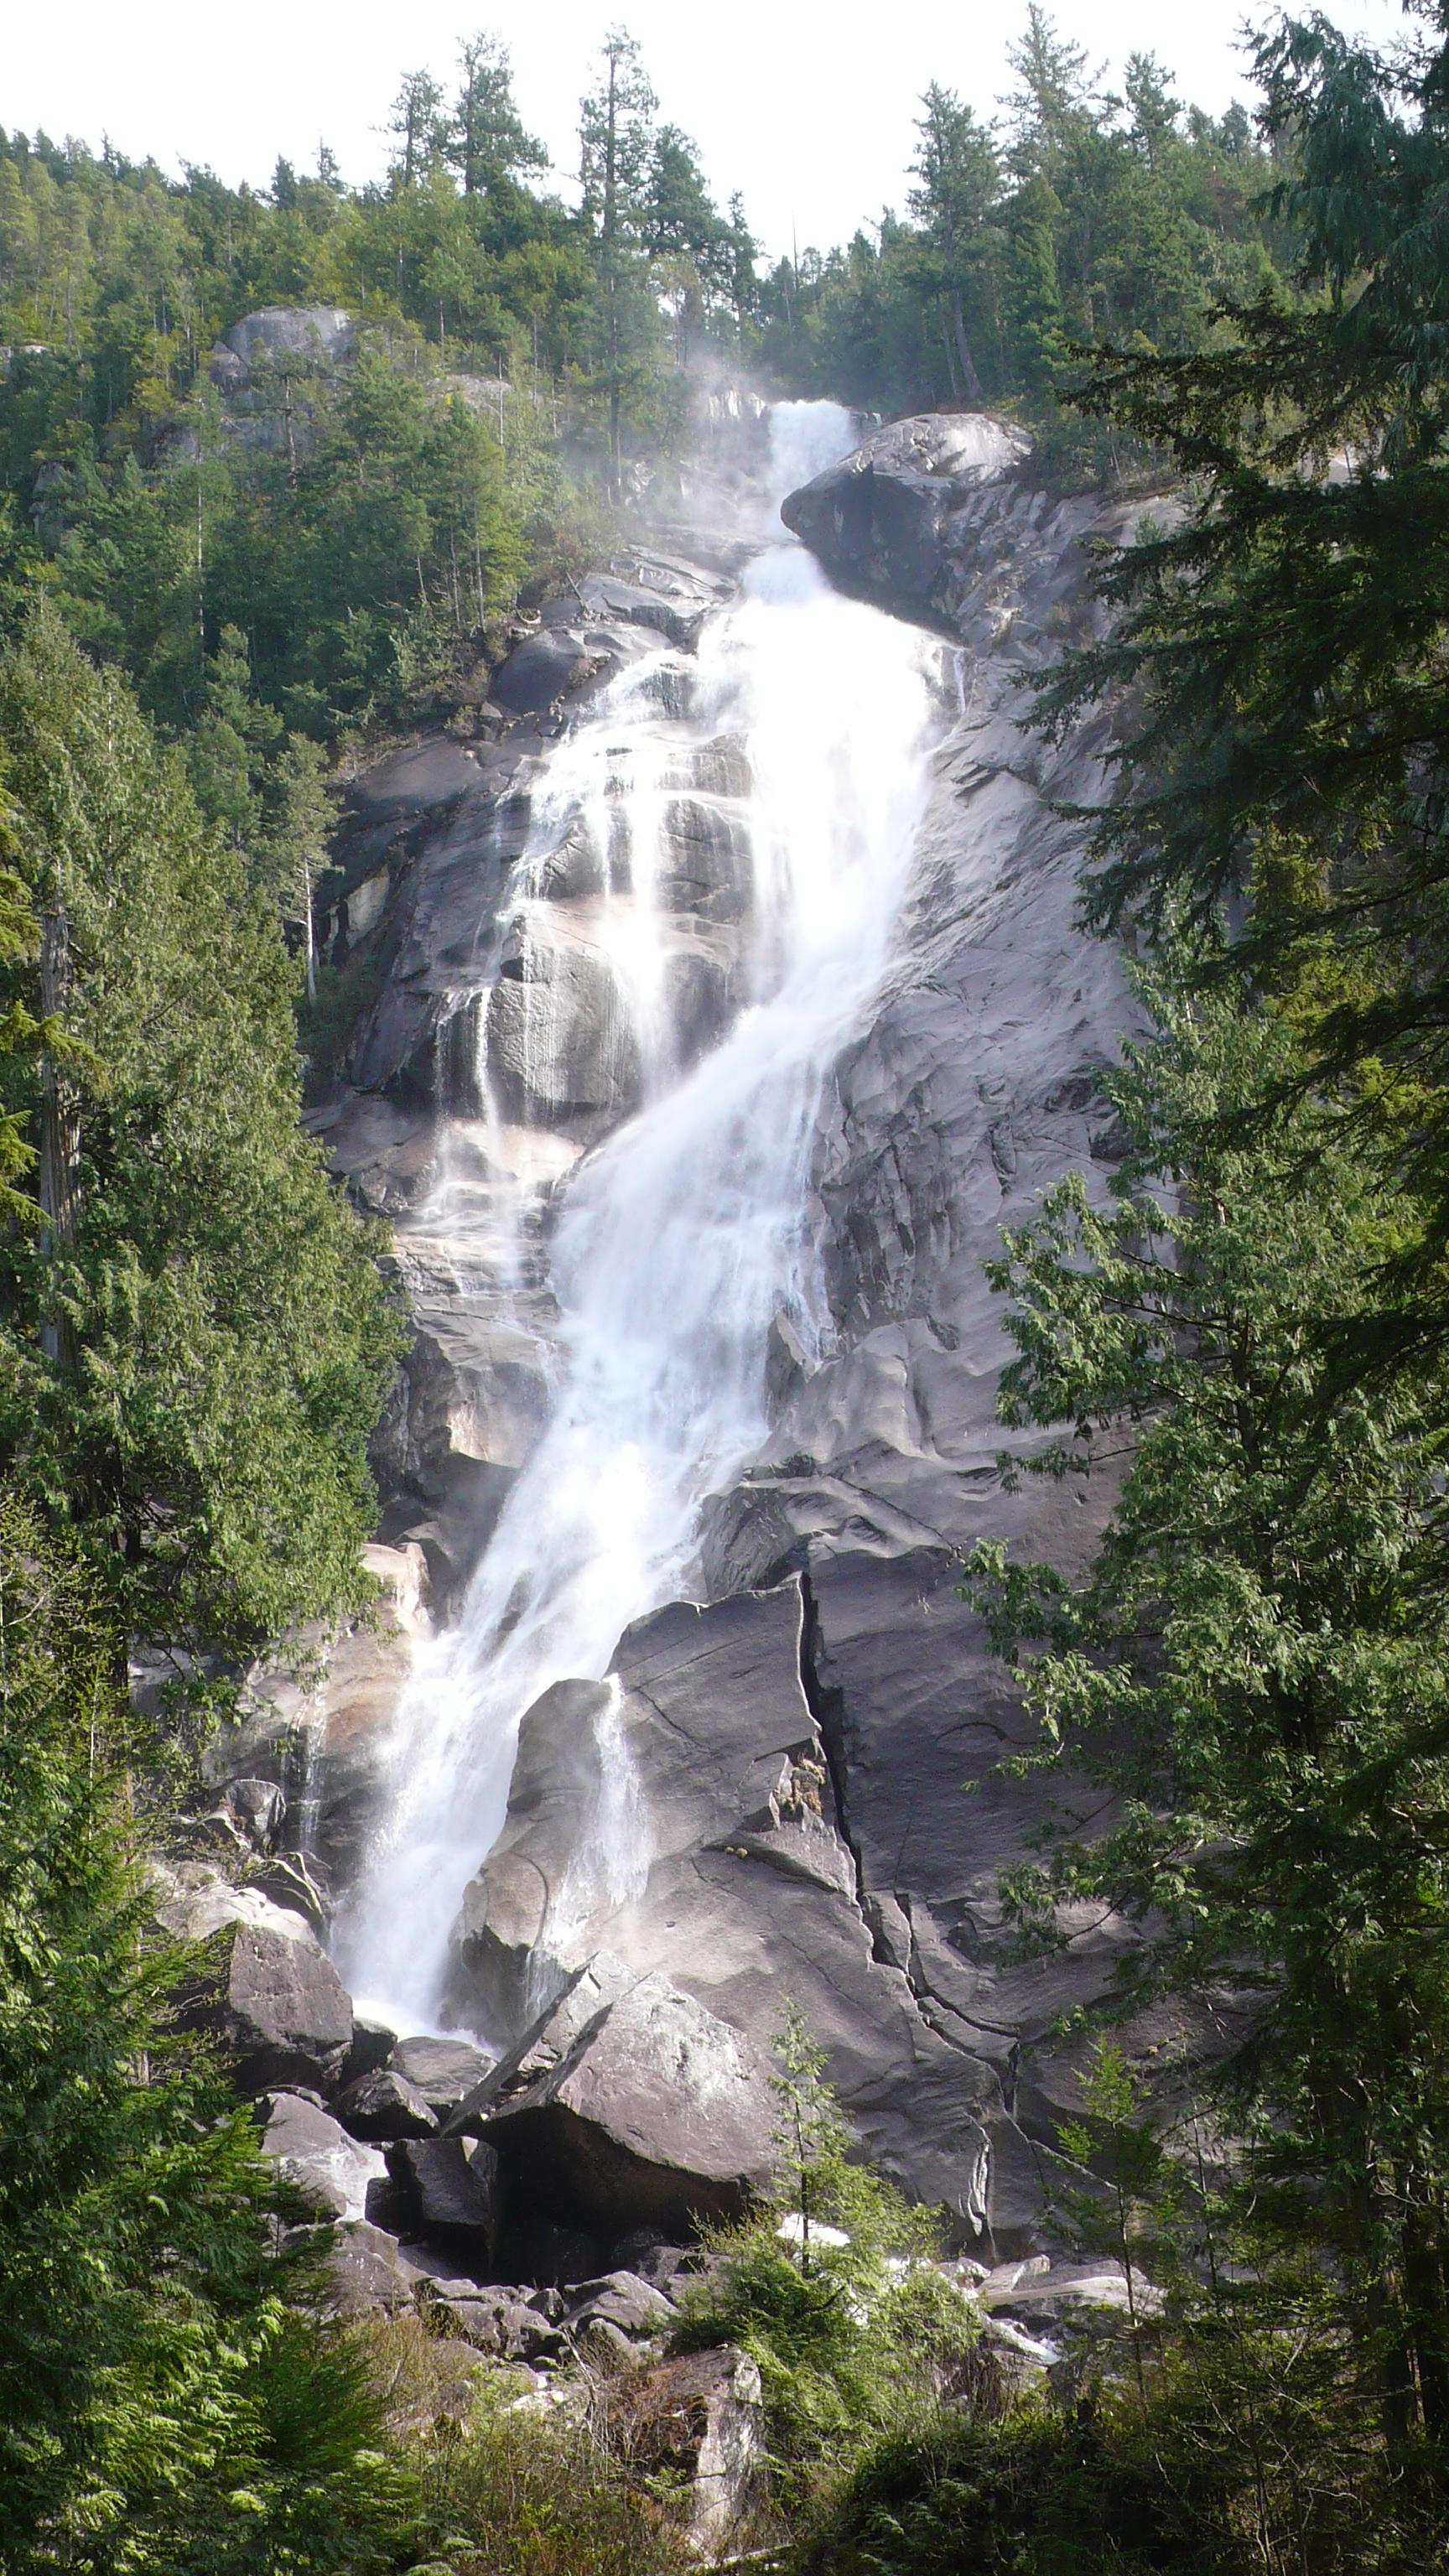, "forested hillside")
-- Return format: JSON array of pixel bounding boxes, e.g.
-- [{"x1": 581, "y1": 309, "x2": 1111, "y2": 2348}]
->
[{"x1": 5, "y1": 4, "x2": 1449, "y2": 2571}]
